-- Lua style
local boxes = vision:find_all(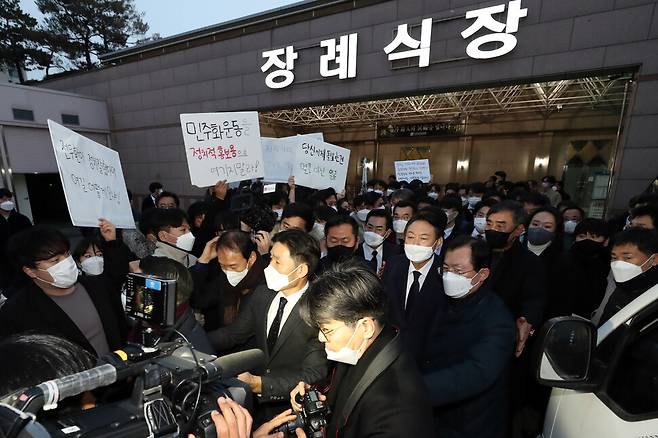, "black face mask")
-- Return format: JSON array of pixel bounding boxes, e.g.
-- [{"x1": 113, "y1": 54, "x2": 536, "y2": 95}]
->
[
  {"x1": 327, "y1": 245, "x2": 356, "y2": 262},
  {"x1": 571, "y1": 239, "x2": 606, "y2": 257},
  {"x1": 486, "y1": 229, "x2": 512, "y2": 250}
]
